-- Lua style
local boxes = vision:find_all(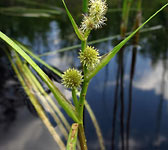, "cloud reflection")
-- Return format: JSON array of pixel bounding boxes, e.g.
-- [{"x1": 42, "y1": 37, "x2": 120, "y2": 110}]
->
[{"x1": 133, "y1": 60, "x2": 168, "y2": 100}]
